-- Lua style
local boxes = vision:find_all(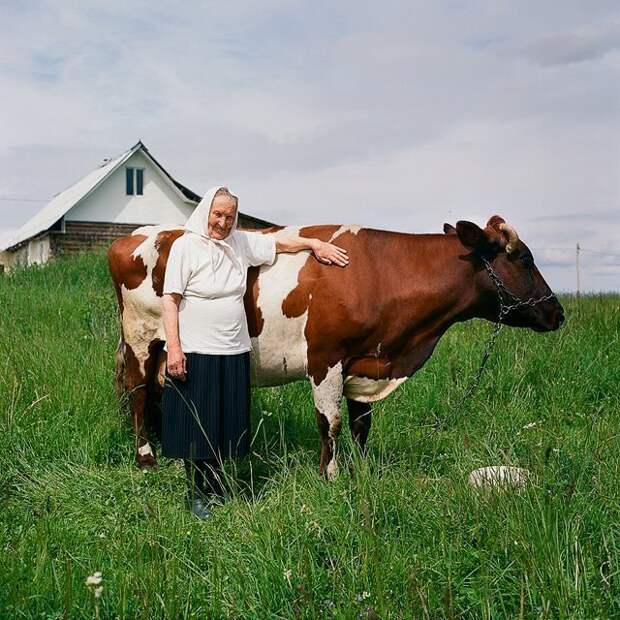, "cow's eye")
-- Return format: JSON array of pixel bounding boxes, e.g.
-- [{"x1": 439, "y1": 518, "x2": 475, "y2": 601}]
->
[{"x1": 522, "y1": 254, "x2": 534, "y2": 269}]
